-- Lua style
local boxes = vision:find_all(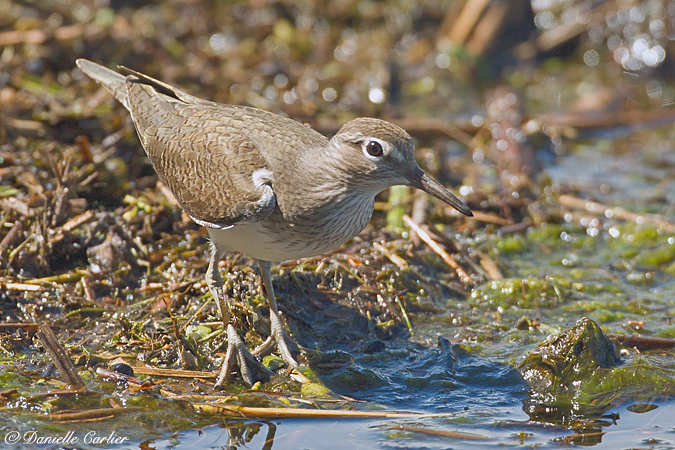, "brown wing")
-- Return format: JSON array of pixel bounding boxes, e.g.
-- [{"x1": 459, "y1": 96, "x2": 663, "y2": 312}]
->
[{"x1": 124, "y1": 80, "x2": 276, "y2": 228}]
